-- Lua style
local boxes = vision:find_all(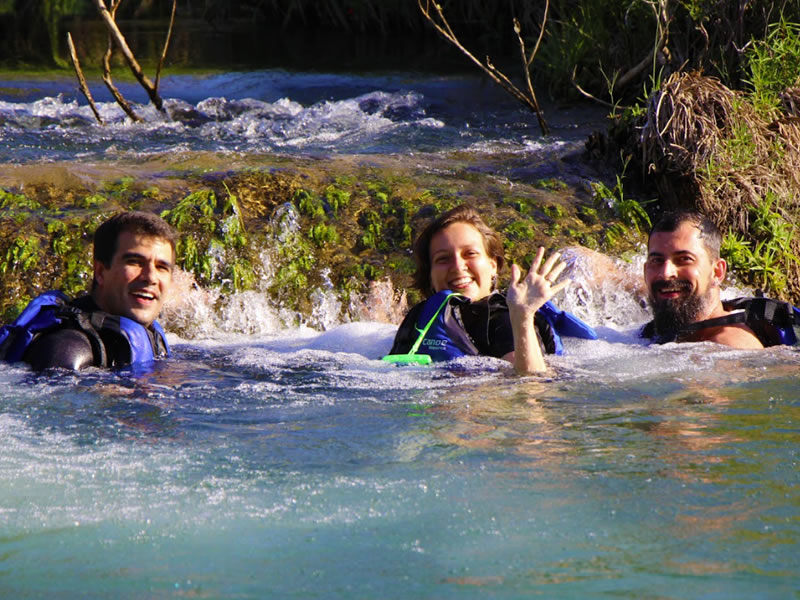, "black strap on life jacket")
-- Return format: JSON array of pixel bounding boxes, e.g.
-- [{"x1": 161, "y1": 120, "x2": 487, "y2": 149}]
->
[
  {"x1": 47, "y1": 305, "x2": 153, "y2": 368},
  {"x1": 73, "y1": 309, "x2": 110, "y2": 367},
  {"x1": 456, "y1": 293, "x2": 557, "y2": 355},
  {"x1": 38, "y1": 304, "x2": 121, "y2": 368}
]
